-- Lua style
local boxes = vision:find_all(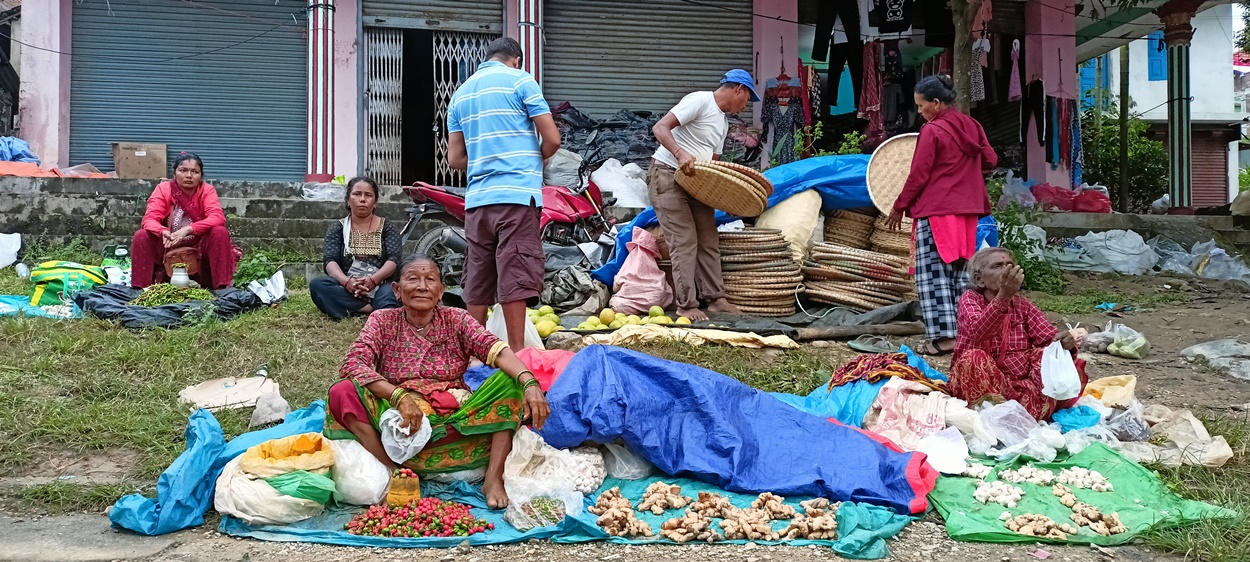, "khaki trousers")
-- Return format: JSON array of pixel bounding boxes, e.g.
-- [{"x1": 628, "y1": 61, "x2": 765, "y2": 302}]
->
[{"x1": 647, "y1": 160, "x2": 726, "y2": 310}]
